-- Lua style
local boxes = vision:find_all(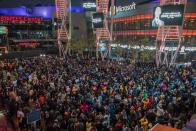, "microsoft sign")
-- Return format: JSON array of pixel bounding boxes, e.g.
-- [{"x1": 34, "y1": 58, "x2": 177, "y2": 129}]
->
[{"x1": 116, "y1": 2, "x2": 136, "y2": 13}]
